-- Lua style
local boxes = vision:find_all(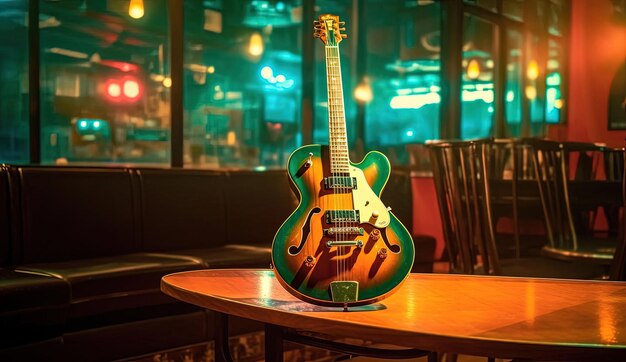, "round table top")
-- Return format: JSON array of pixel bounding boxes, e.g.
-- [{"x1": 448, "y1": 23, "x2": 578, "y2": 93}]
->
[{"x1": 161, "y1": 269, "x2": 626, "y2": 360}]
